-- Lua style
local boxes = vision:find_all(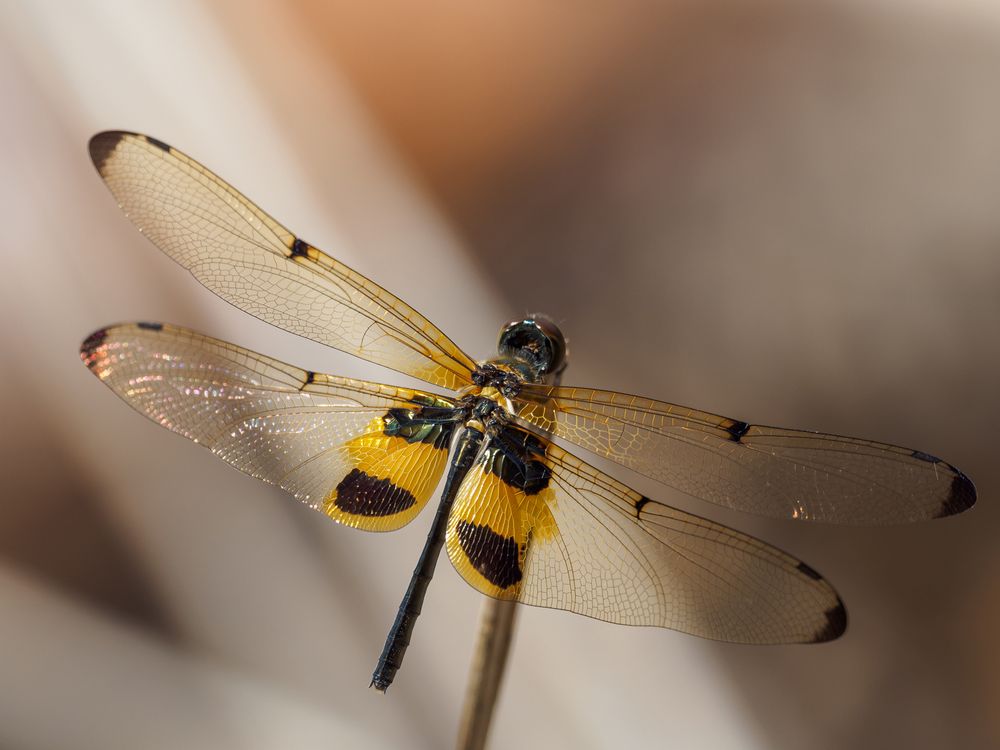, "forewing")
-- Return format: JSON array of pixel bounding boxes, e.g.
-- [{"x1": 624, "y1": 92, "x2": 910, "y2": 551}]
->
[
  {"x1": 88, "y1": 132, "x2": 477, "y2": 390},
  {"x1": 515, "y1": 385, "x2": 975, "y2": 525},
  {"x1": 446, "y1": 425, "x2": 844, "y2": 644},
  {"x1": 80, "y1": 323, "x2": 460, "y2": 532}
]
